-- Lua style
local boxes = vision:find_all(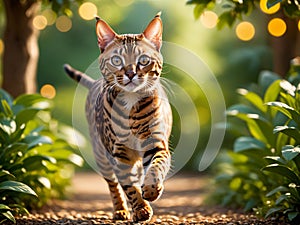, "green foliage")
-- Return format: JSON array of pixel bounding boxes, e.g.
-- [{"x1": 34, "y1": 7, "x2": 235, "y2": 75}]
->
[
  {"x1": 41, "y1": 0, "x2": 84, "y2": 16},
  {"x1": 187, "y1": 0, "x2": 300, "y2": 28},
  {"x1": 212, "y1": 61, "x2": 300, "y2": 222},
  {"x1": 0, "y1": 90, "x2": 83, "y2": 224}
]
